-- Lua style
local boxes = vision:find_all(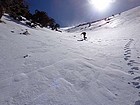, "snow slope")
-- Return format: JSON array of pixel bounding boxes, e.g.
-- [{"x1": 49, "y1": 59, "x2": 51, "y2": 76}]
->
[{"x1": 0, "y1": 6, "x2": 140, "y2": 105}]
